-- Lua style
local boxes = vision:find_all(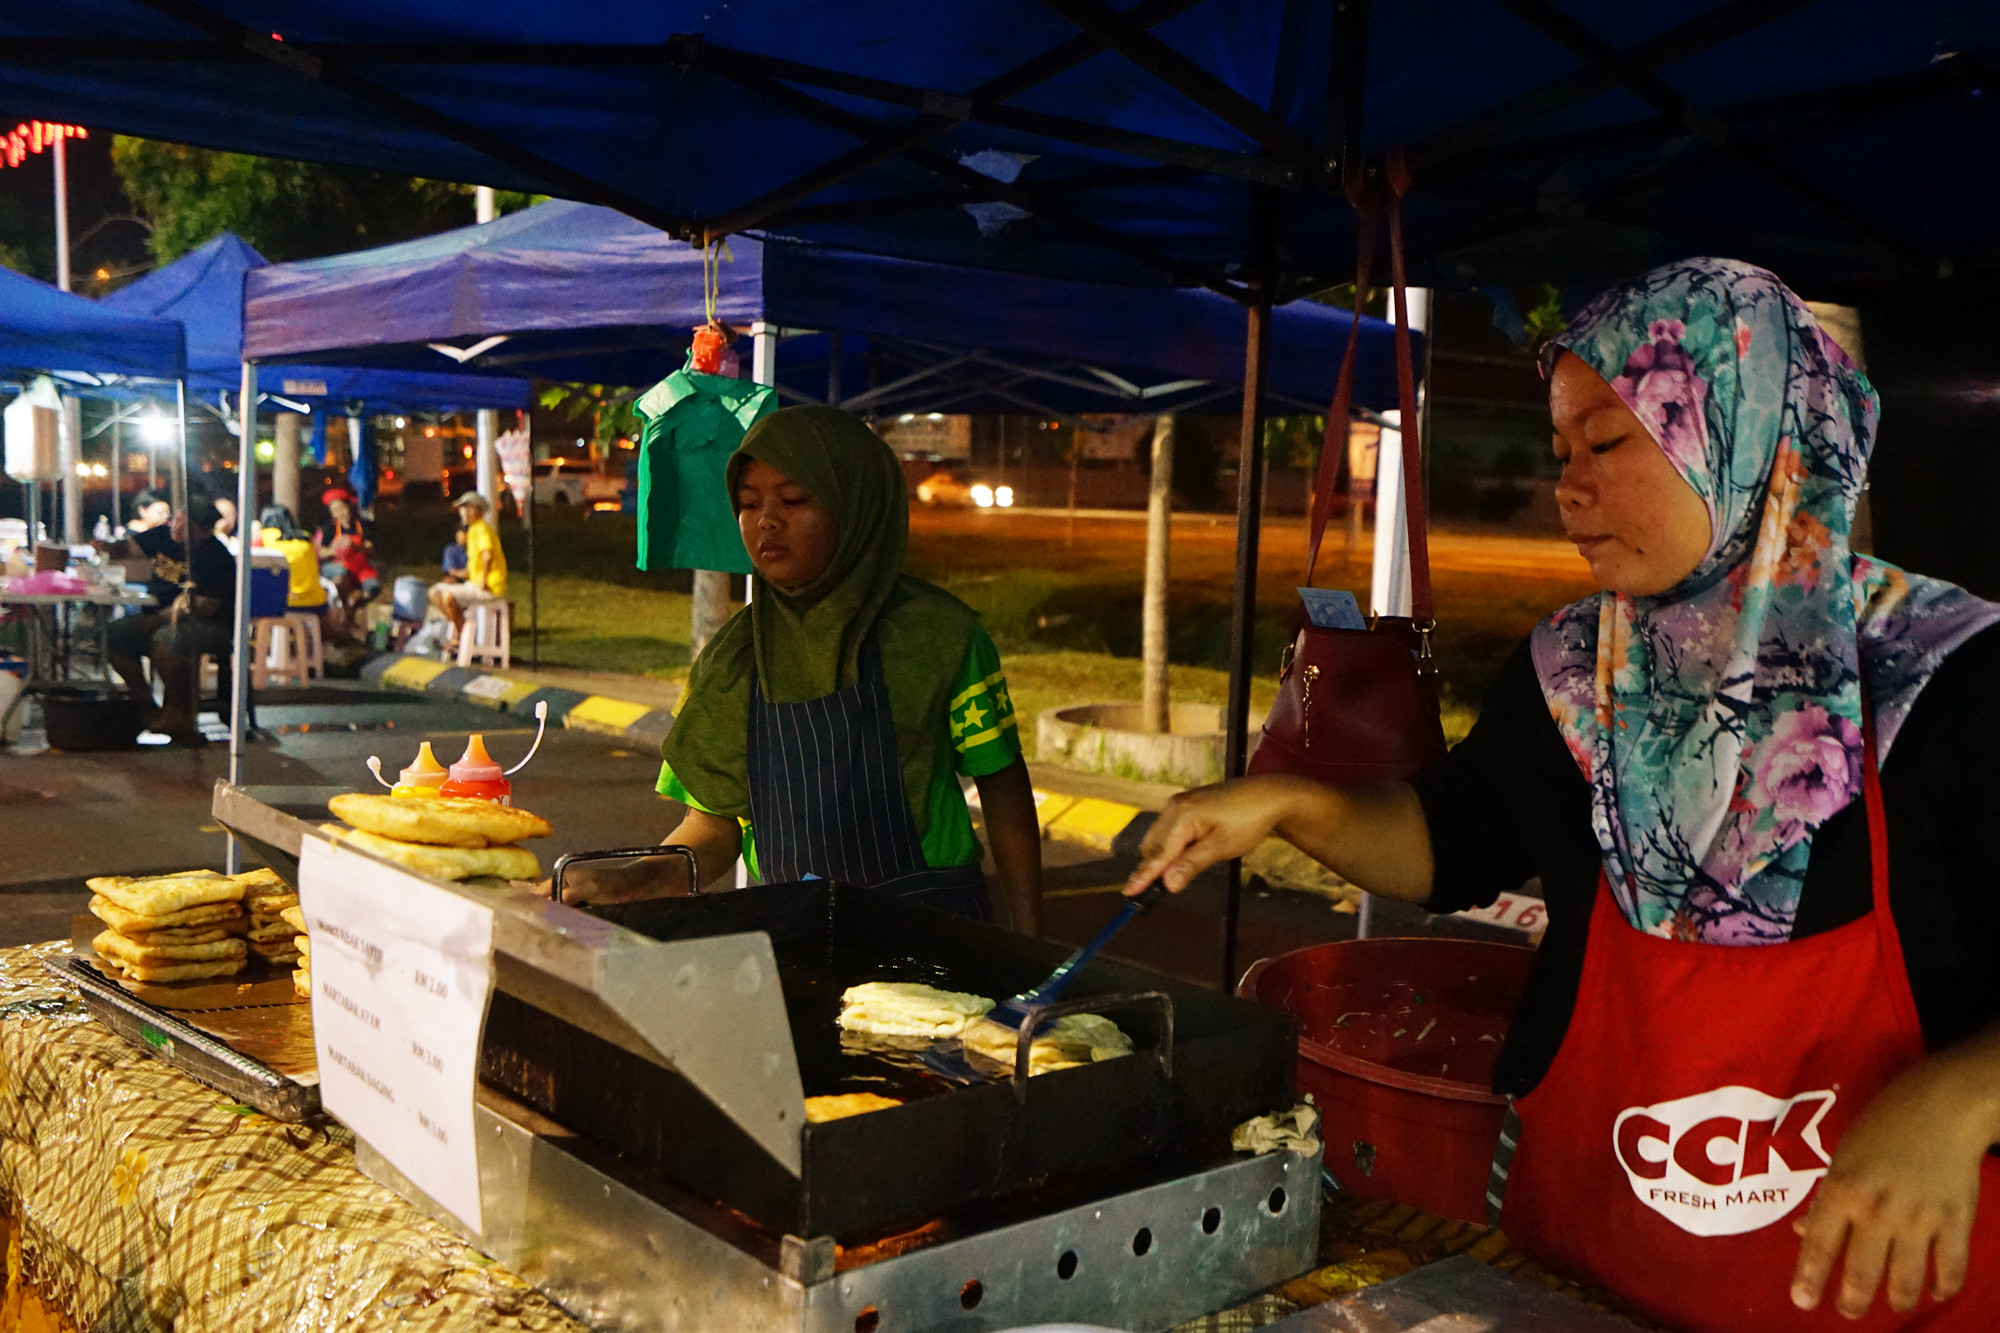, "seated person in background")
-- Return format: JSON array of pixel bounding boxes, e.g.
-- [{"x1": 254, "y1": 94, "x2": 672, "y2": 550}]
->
[
  {"x1": 105, "y1": 490, "x2": 184, "y2": 708},
  {"x1": 428, "y1": 492, "x2": 507, "y2": 652},
  {"x1": 147, "y1": 499, "x2": 236, "y2": 747},
  {"x1": 258, "y1": 505, "x2": 328, "y2": 615},
  {"x1": 315, "y1": 488, "x2": 379, "y2": 610},
  {"x1": 440, "y1": 526, "x2": 469, "y2": 582}
]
